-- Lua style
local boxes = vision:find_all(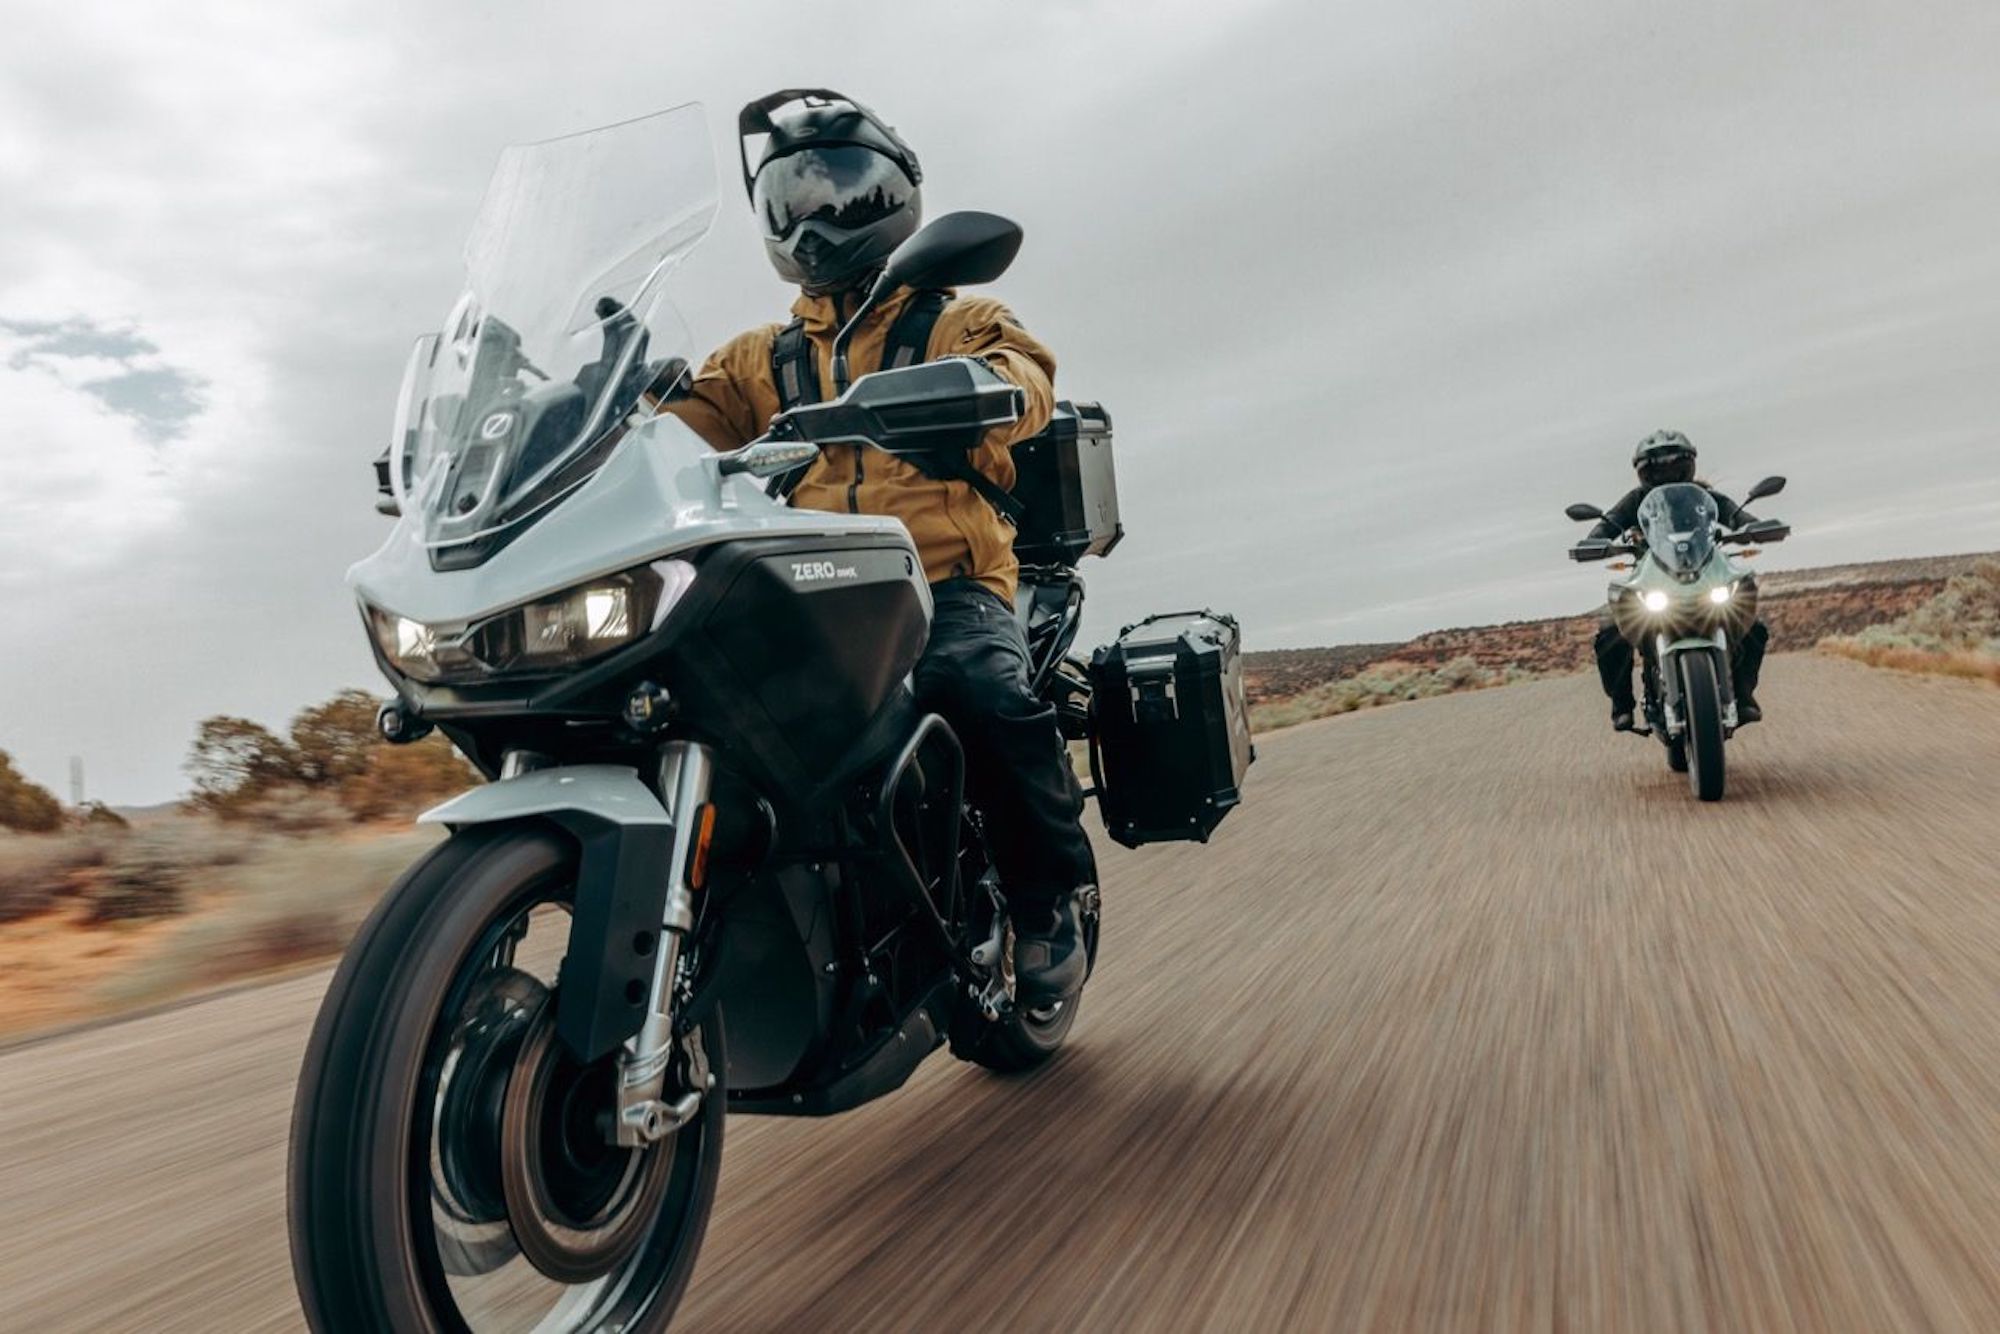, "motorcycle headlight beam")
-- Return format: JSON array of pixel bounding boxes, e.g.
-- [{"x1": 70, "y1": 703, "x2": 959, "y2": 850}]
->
[
  {"x1": 1642, "y1": 589, "x2": 1671, "y2": 613},
  {"x1": 1709, "y1": 584, "x2": 1734, "y2": 605}
]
